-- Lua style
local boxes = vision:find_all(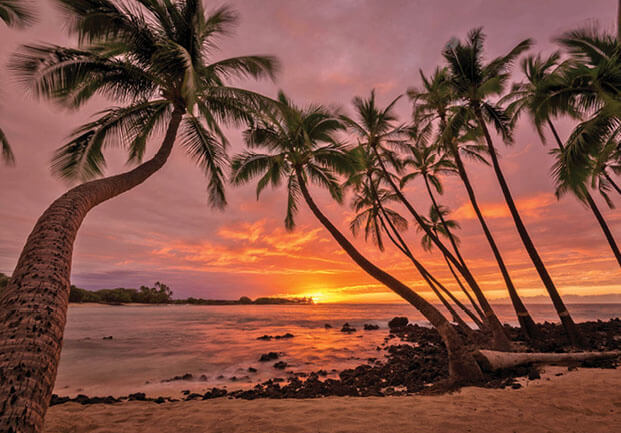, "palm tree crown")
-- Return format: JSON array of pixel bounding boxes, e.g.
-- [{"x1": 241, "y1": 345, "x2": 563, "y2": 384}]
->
[
  {"x1": 11, "y1": 0, "x2": 279, "y2": 206},
  {"x1": 231, "y1": 91, "x2": 352, "y2": 229},
  {"x1": 418, "y1": 205, "x2": 460, "y2": 251}
]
